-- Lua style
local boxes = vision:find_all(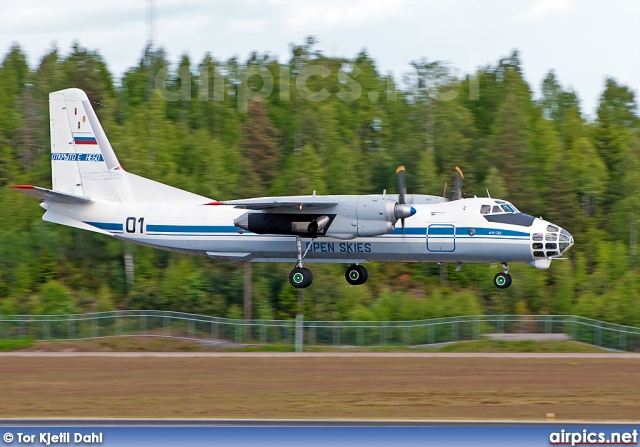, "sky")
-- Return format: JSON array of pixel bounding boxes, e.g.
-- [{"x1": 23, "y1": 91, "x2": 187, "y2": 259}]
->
[{"x1": 0, "y1": 0, "x2": 638, "y2": 118}]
